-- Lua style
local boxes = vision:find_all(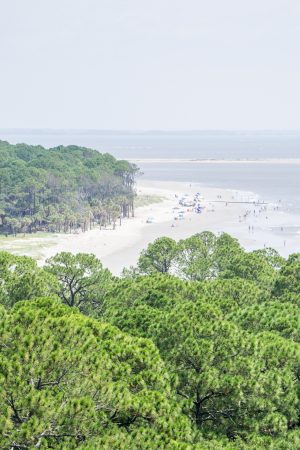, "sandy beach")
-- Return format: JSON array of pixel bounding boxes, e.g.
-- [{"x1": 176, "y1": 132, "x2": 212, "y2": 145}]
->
[{"x1": 1, "y1": 180, "x2": 300, "y2": 274}]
